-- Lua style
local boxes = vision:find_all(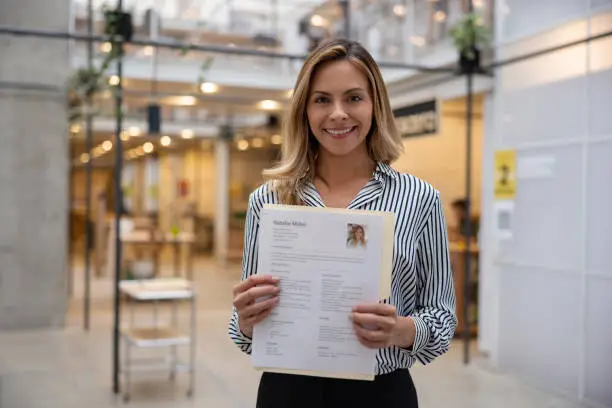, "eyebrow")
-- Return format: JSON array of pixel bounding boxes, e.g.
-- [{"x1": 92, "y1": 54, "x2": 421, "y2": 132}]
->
[{"x1": 310, "y1": 87, "x2": 367, "y2": 96}]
